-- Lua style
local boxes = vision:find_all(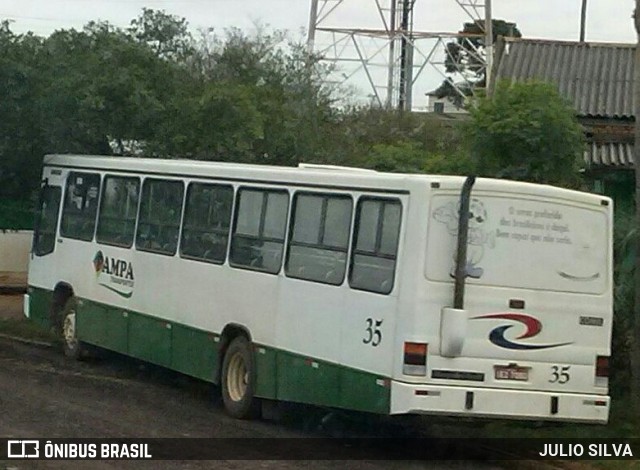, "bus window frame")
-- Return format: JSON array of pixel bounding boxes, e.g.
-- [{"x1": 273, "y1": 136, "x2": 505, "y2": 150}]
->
[
  {"x1": 95, "y1": 174, "x2": 142, "y2": 249},
  {"x1": 59, "y1": 171, "x2": 102, "y2": 242},
  {"x1": 229, "y1": 186, "x2": 290, "y2": 275},
  {"x1": 135, "y1": 177, "x2": 185, "y2": 257},
  {"x1": 179, "y1": 181, "x2": 235, "y2": 265},
  {"x1": 348, "y1": 196, "x2": 403, "y2": 295},
  {"x1": 284, "y1": 190, "x2": 353, "y2": 286},
  {"x1": 33, "y1": 181, "x2": 62, "y2": 257}
]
